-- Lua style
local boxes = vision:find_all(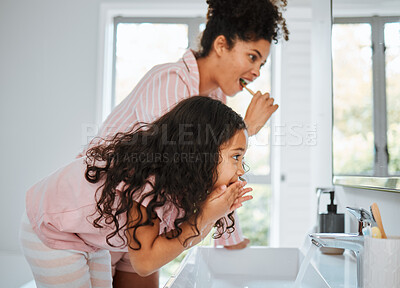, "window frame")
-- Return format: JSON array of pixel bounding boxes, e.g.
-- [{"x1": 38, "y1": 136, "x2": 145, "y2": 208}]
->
[{"x1": 97, "y1": 2, "x2": 207, "y2": 125}]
